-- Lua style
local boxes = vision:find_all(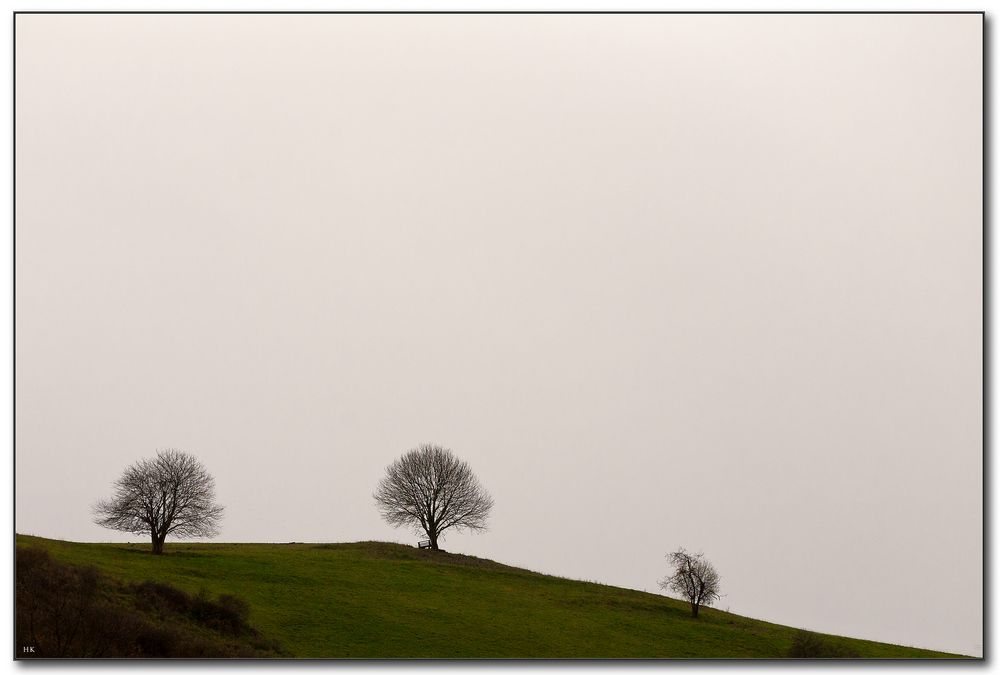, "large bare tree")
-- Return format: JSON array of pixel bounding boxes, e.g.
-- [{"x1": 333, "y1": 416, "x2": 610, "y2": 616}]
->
[
  {"x1": 373, "y1": 443, "x2": 493, "y2": 550},
  {"x1": 93, "y1": 449, "x2": 224, "y2": 554},
  {"x1": 659, "y1": 548, "x2": 721, "y2": 618}
]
